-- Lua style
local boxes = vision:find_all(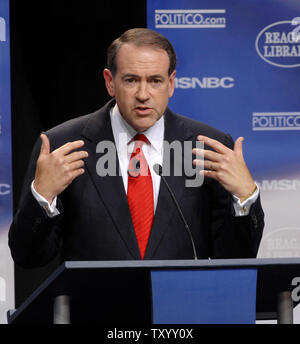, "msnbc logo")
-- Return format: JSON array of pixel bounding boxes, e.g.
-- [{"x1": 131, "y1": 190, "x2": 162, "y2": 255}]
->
[{"x1": 175, "y1": 76, "x2": 234, "y2": 89}]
